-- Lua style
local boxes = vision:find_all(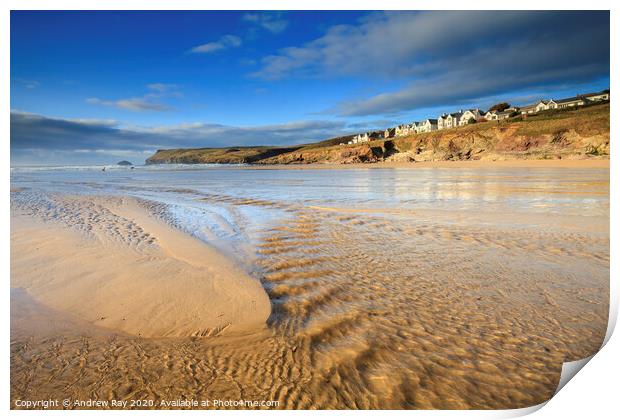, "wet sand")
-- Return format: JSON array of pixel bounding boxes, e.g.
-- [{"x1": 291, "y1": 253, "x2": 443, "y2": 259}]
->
[
  {"x1": 11, "y1": 197, "x2": 270, "y2": 337},
  {"x1": 10, "y1": 167, "x2": 609, "y2": 409}
]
